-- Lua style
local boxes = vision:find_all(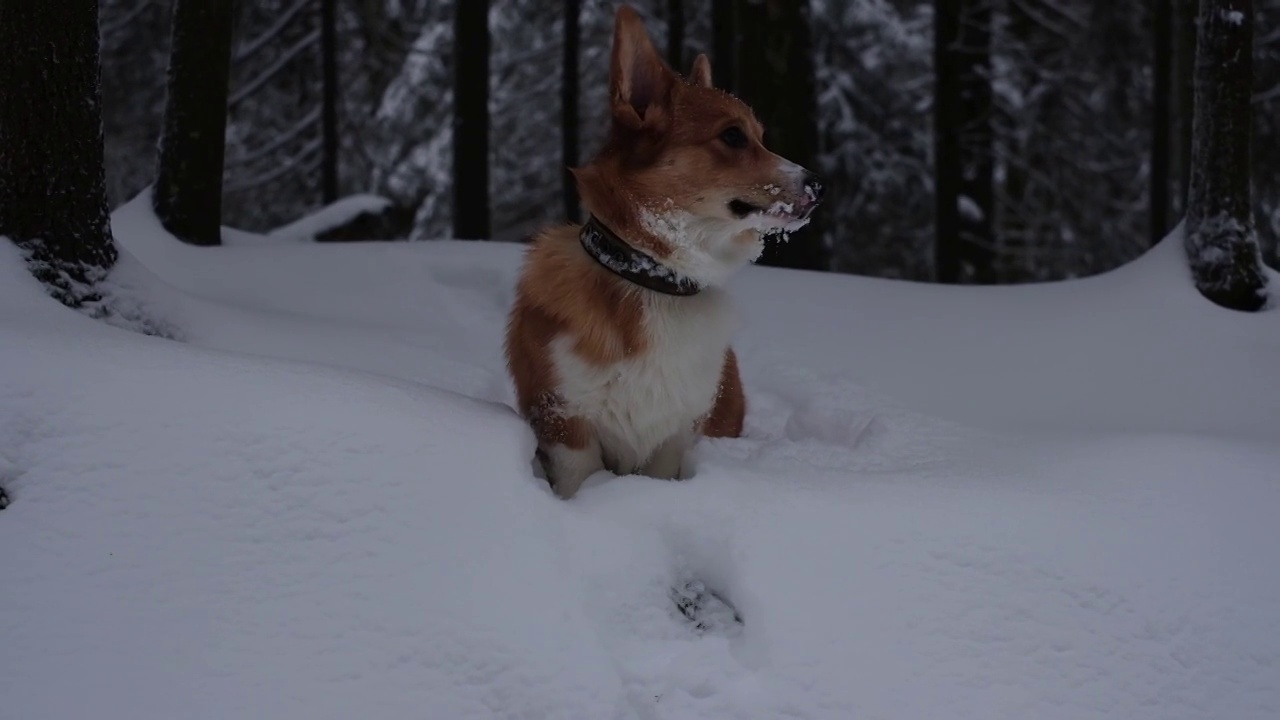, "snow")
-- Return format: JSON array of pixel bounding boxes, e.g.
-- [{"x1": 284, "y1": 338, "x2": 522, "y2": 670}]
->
[
  {"x1": 2, "y1": 194, "x2": 1279, "y2": 719},
  {"x1": 266, "y1": 193, "x2": 394, "y2": 242},
  {"x1": 958, "y1": 193, "x2": 984, "y2": 222}
]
